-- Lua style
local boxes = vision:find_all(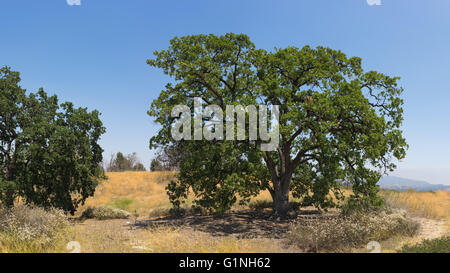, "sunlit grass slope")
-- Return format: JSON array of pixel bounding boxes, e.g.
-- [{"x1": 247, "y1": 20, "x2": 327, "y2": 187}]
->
[
  {"x1": 380, "y1": 190, "x2": 450, "y2": 219},
  {"x1": 380, "y1": 189, "x2": 450, "y2": 233},
  {"x1": 80, "y1": 171, "x2": 175, "y2": 216}
]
